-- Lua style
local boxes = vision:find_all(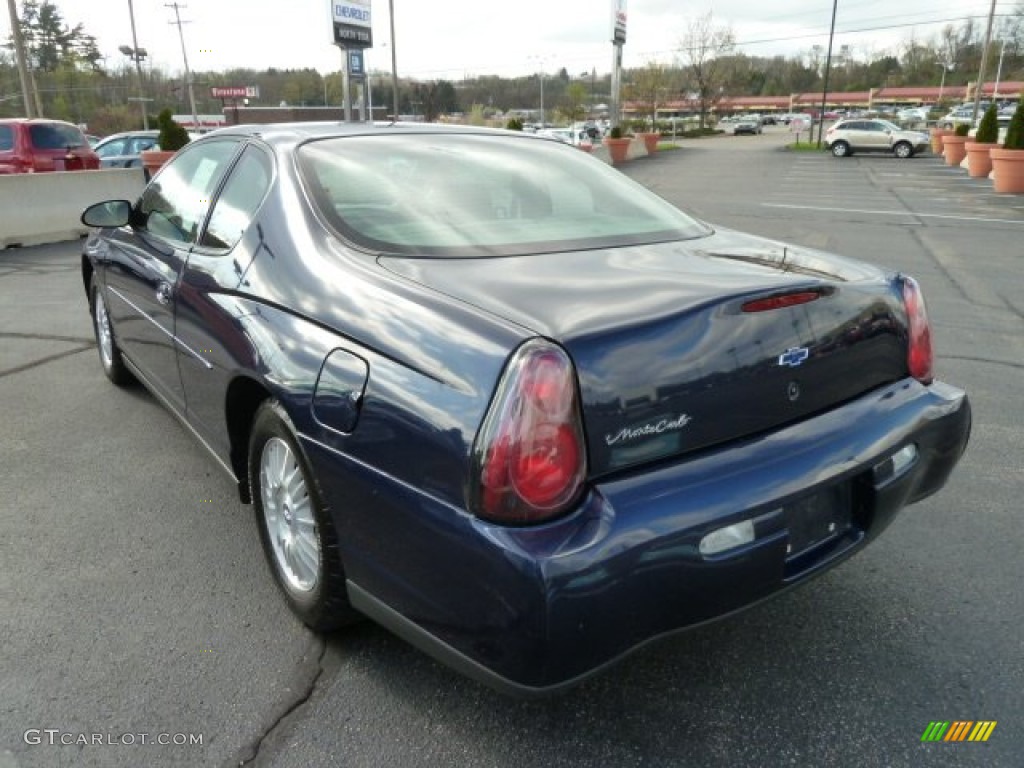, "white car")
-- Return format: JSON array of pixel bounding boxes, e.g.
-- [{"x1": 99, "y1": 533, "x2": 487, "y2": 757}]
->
[{"x1": 825, "y1": 118, "x2": 929, "y2": 159}]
